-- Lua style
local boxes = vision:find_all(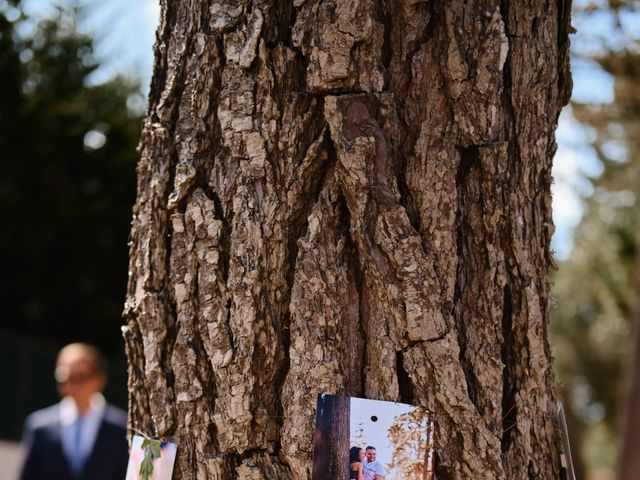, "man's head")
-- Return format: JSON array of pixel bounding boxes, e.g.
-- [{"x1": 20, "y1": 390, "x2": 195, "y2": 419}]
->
[
  {"x1": 55, "y1": 343, "x2": 107, "y2": 410},
  {"x1": 365, "y1": 446, "x2": 377, "y2": 463}
]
